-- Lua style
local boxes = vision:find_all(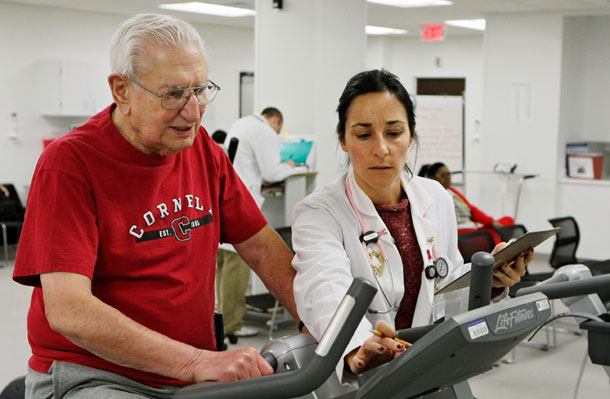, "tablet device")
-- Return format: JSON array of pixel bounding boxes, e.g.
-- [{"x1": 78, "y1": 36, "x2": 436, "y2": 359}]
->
[
  {"x1": 280, "y1": 141, "x2": 313, "y2": 165},
  {"x1": 492, "y1": 227, "x2": 561, "y2": 269},
  {"x1": 435, "y1": 227, "x2": 561, "y2": 295}
]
